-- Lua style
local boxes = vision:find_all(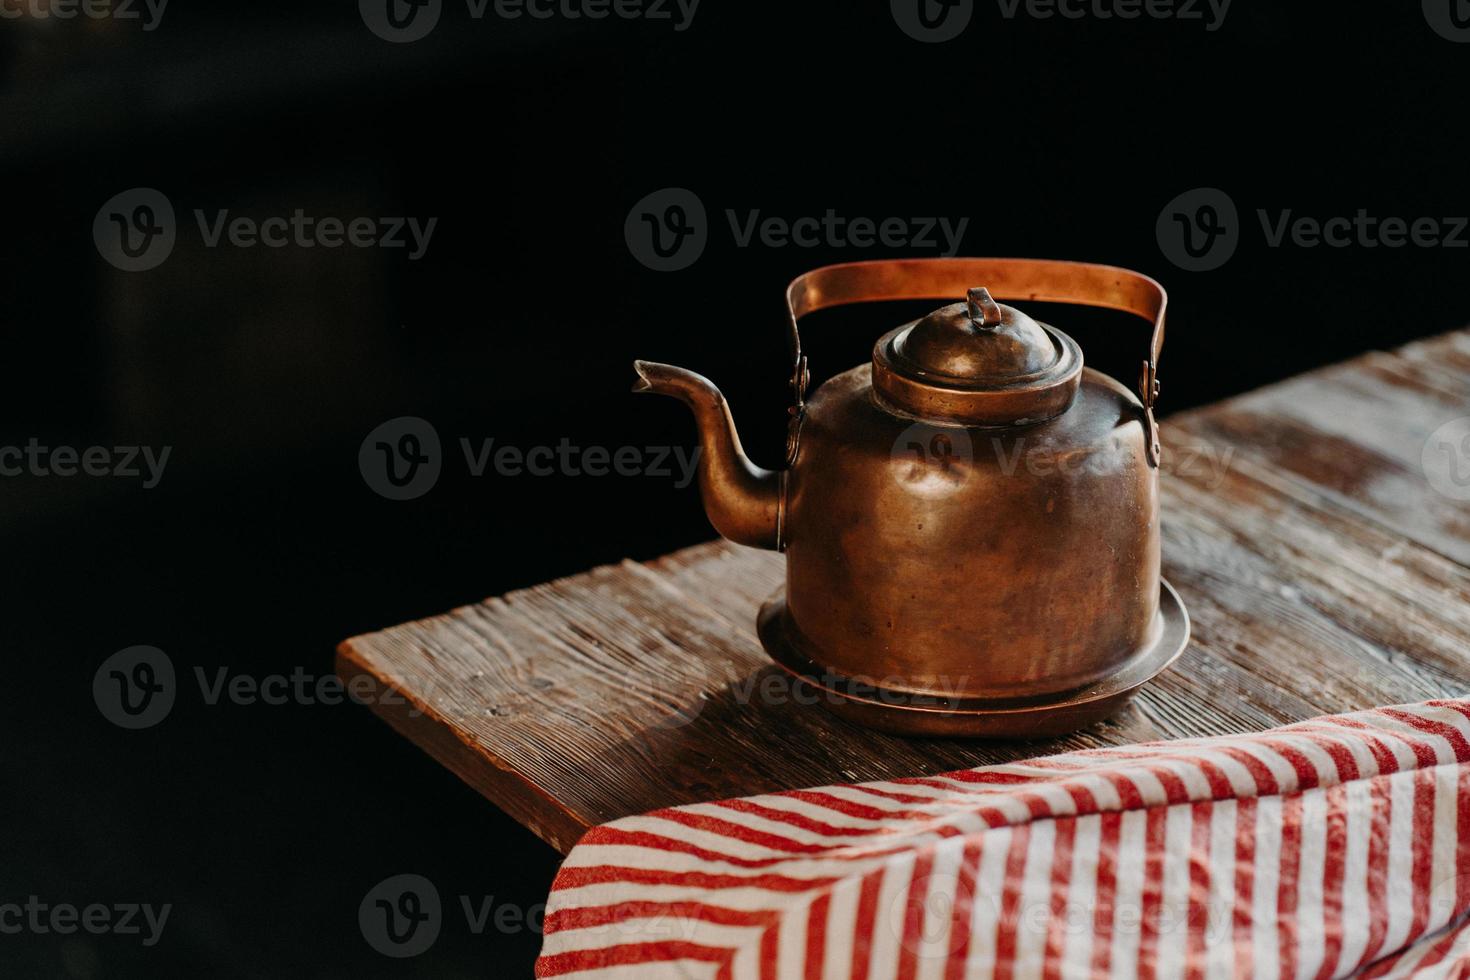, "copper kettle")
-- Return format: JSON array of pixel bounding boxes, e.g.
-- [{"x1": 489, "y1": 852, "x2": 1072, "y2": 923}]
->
[{"x1": 634, "y1": 258, "x2": 1189, "y2": 737}]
